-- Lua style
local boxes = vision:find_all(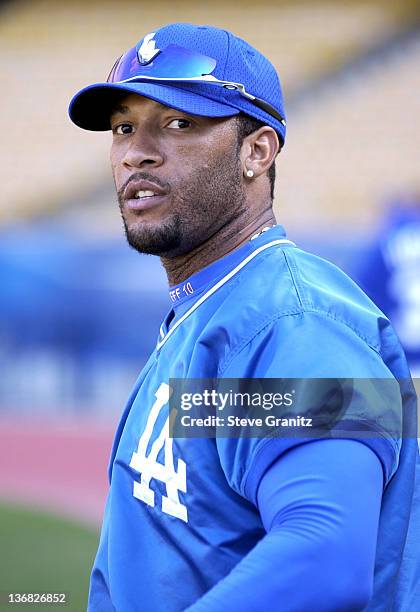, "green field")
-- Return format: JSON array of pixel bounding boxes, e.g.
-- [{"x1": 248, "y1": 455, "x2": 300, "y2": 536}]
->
[{"x1": 0, "y1": 503, "x2": 99, "y2": 611}]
